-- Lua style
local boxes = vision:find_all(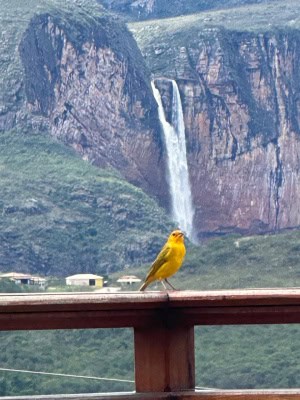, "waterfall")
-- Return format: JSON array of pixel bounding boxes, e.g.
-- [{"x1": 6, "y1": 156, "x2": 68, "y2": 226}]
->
[{"x1": 151, "y1": 79, "x2": 195, "y2": 240}]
